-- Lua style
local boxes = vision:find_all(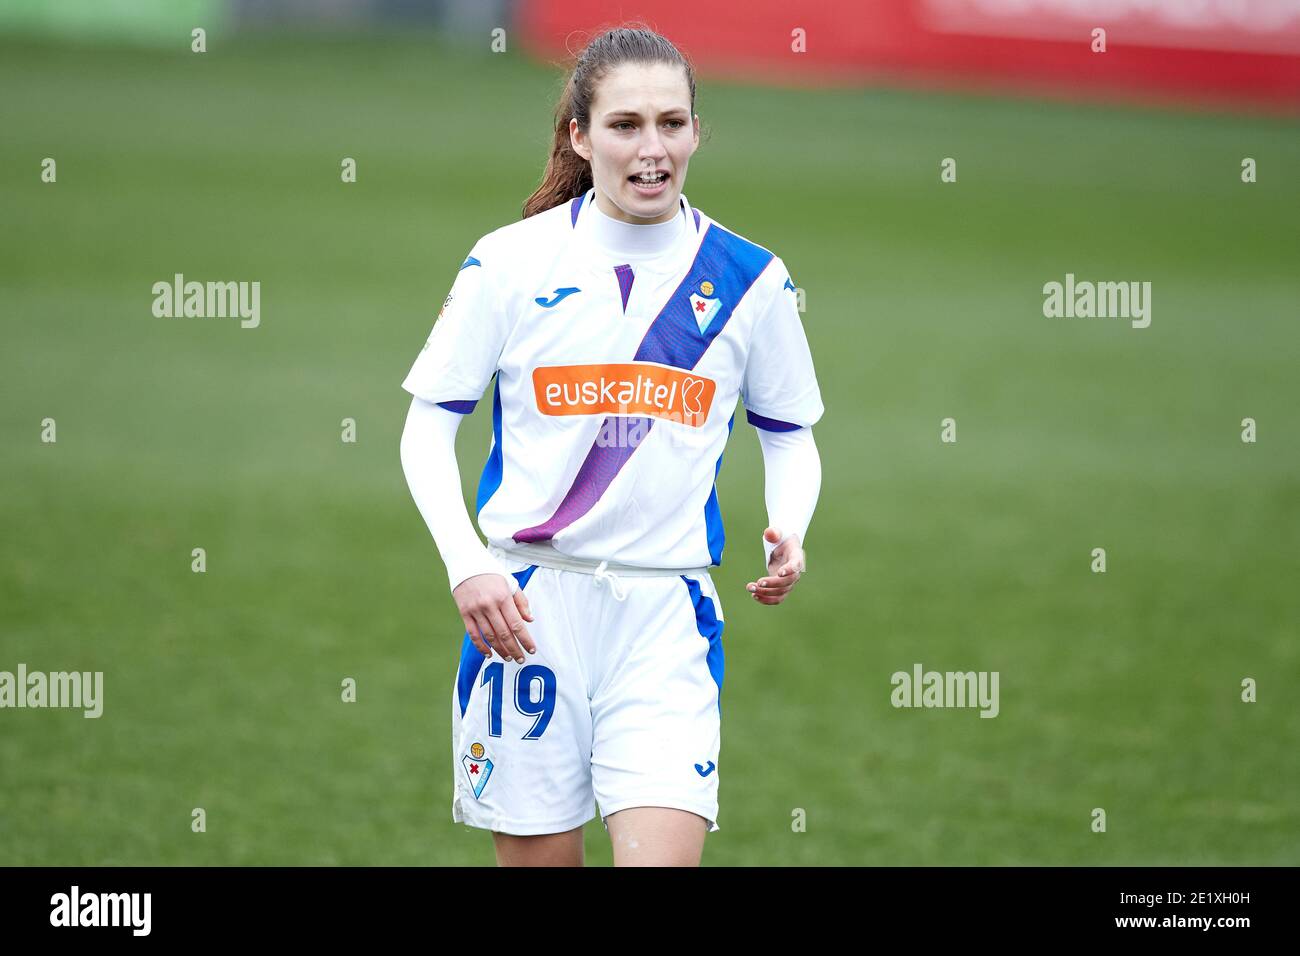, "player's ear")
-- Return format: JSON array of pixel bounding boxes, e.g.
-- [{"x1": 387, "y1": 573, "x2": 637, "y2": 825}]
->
[{"x1": 569, "y1": 117, "x2": 590, "y2": 161}]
